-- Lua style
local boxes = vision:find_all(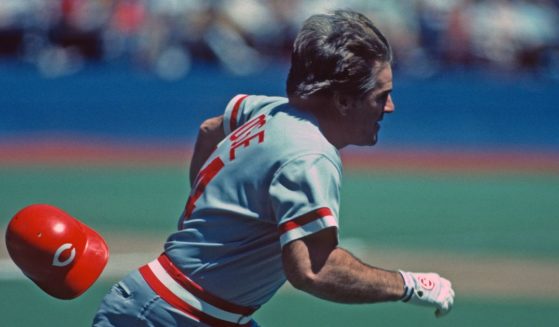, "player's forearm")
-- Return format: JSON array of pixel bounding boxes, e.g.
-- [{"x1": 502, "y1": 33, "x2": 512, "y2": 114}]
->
[
  {"x1": 286, "y1": 245, "x2": 405, "y2": 304},
  {"x1": 189, "y1": 116, "x2": 225, "y2": 186},
  {"x1": 305, "y1": 247, "x2": 404, "y2": 303}
]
